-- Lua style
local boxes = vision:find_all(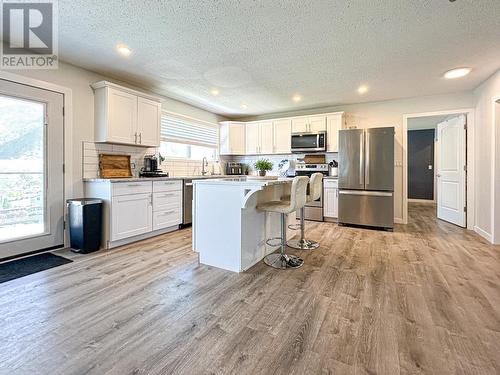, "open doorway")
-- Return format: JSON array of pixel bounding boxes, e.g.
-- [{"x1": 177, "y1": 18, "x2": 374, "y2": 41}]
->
[{"x1": 405, "y1": 111, "x2": 470, "y2": 228}]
